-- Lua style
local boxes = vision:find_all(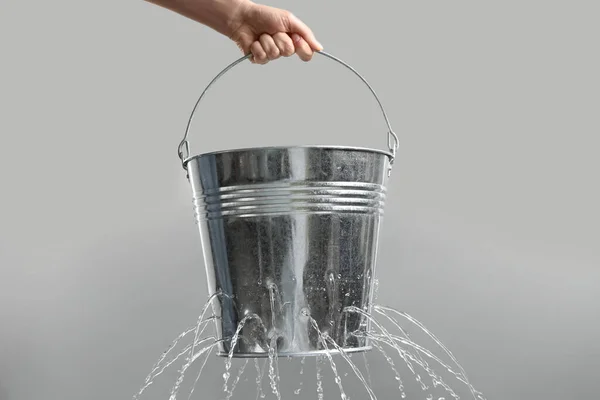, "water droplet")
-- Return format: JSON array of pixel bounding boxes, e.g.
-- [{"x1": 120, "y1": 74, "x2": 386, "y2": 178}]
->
[
  {"x1": 222, "y1": 371, "x2": 230, "y2": 392},
  {"x1": 373, "y1": 279, "x2": 380, "y2": 302},
  {"x1": 136, "y1": 297, "x2": 486, "y2": 400}
]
